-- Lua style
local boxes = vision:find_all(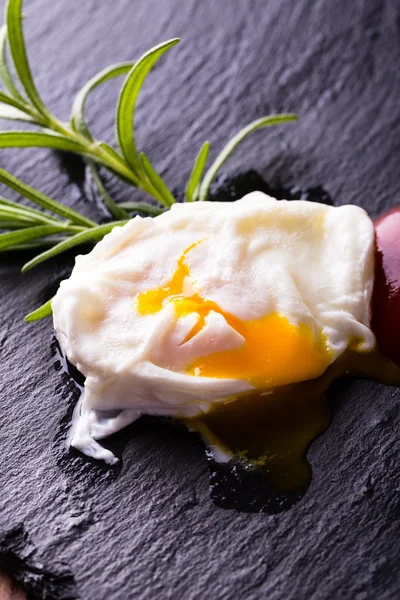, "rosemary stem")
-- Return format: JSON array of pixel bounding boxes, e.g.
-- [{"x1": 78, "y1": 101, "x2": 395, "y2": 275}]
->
[
  {"x1": 65, "y1": 224, "x2": 87, "y2": 233},
  {"x1": 23, "y1": 104, "x2": 49, "y2": 125},
  {"x1": 46, "y1": 116, "x2": 170, "y2": 206}
]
